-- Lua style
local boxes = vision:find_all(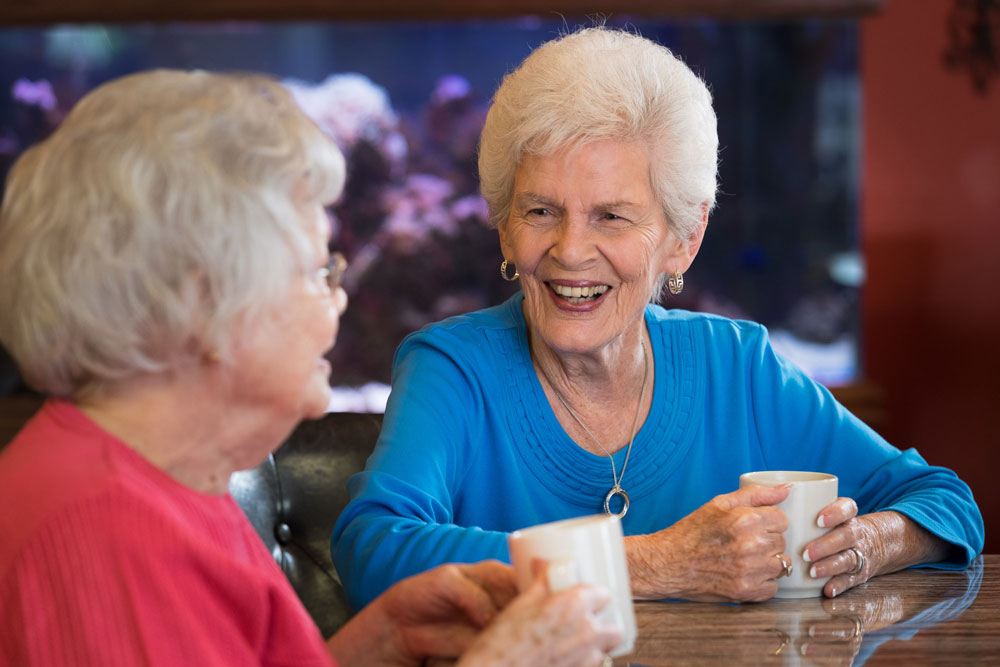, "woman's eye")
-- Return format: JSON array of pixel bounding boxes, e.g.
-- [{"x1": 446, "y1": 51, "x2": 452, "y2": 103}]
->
[
  {"x1": 528, "y1": 208, "x2": 551, "y2": 217},
  {"x1": 603, "y1": 212, "x2": 623, "y2": 221}
]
